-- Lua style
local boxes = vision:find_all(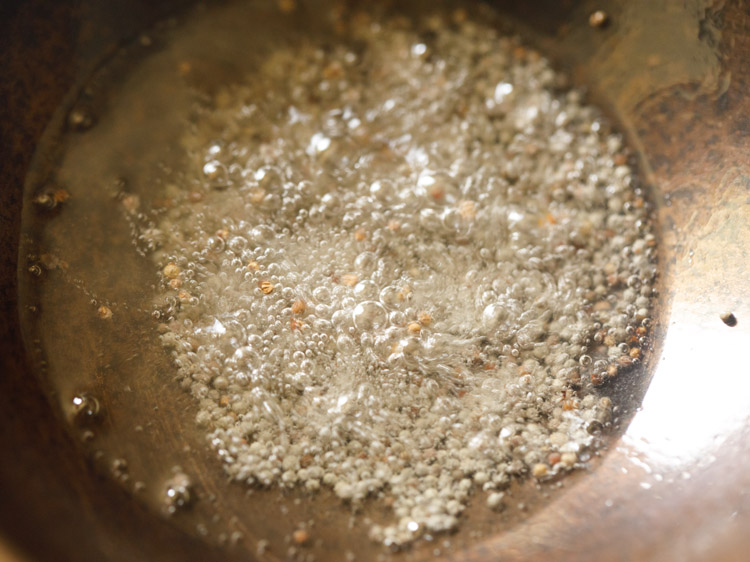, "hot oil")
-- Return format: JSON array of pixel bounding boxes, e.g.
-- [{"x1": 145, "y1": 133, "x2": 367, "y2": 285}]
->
[
  {"x1": 18, "y1": 0, "x2": 656, "y2": 559},
  {"x1": 19, "y1": 1, "x2": 362, "y2": 555}
]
